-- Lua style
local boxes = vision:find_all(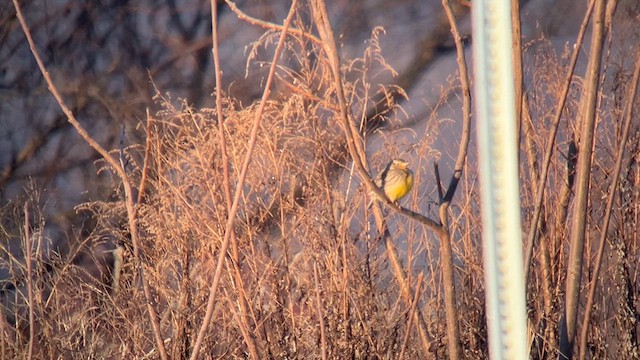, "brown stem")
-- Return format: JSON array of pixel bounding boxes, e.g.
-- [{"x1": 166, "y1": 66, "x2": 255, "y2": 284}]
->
[
  {"x1": 512, "y1": 0, "x2": 523, "y2": 151},
  {"x1": 188, "y1": 1, "x2": 298, "y2": 358},
  {"x1": 399, "y1": 273, "x2": 424, "y2": 359},
  {"x1": 437, "y1": 1, "x2": 473, "y2": 358},
  {"x1": 23, "y1": 205, "x2": 34, "y2": 360},
  {"x1": 137, "y1": 109, "x2": 154, "y2": 205},
  {"x1": 225, "y1": 0, "x2": 321, "y2": 44},
  {"x1": 210, "y1": 1, "x2": 260, "y2": 358},
  {"x1": 313, "y1": 263, "x2": 328, "y2": 360},
  {"x1": 558, "y1": 0, "x2": 607, "y2": 358}
]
